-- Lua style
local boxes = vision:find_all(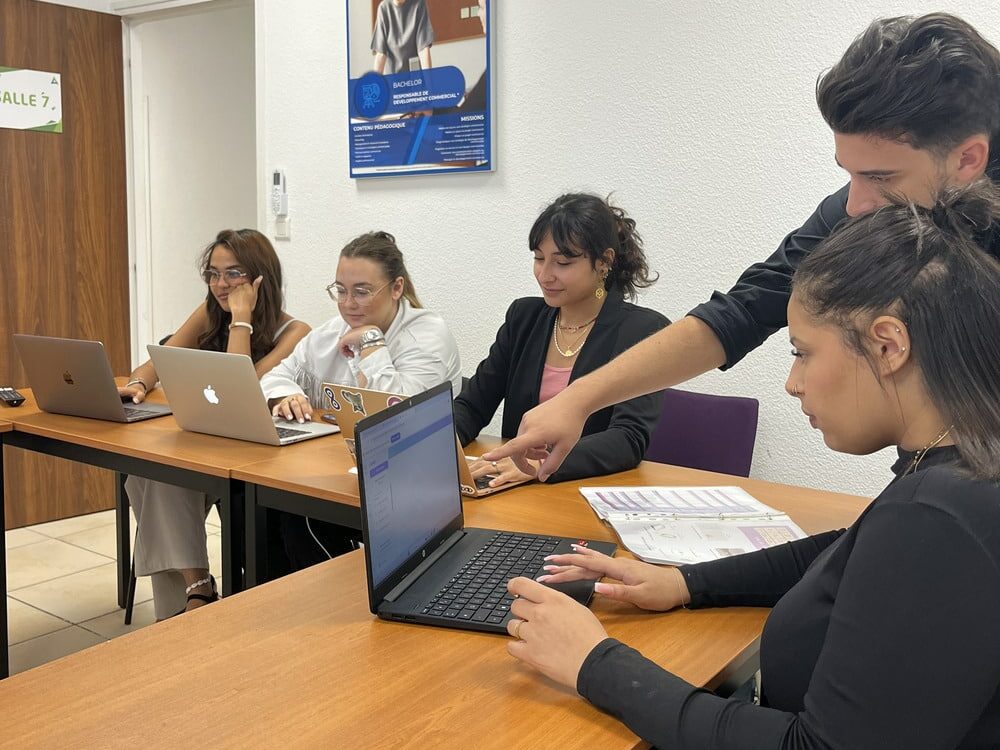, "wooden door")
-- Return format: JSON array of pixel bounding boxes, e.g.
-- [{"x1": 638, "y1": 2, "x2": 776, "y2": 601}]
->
[{"x1": 0, "y1": 0, "x2": 129, "y2": 528}]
